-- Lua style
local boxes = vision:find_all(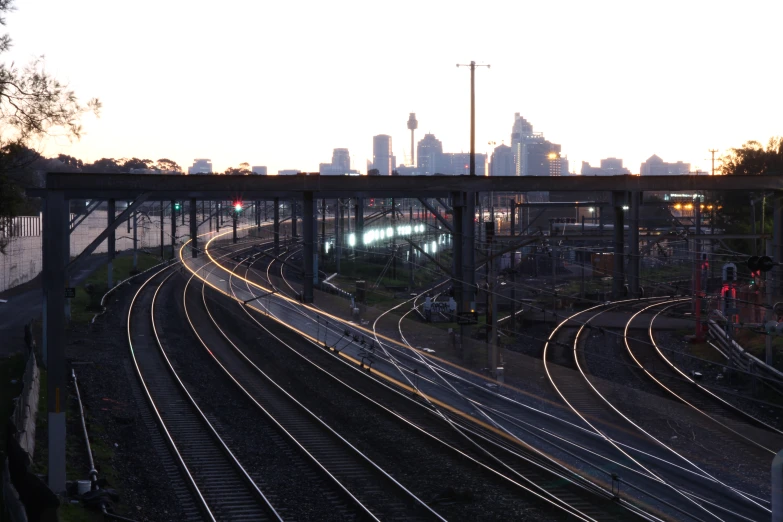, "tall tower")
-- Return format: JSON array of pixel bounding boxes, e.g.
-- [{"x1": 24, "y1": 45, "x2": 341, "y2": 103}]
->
[{"x1": 407, "y1": 113, "x2": 418, "y2": 167}]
